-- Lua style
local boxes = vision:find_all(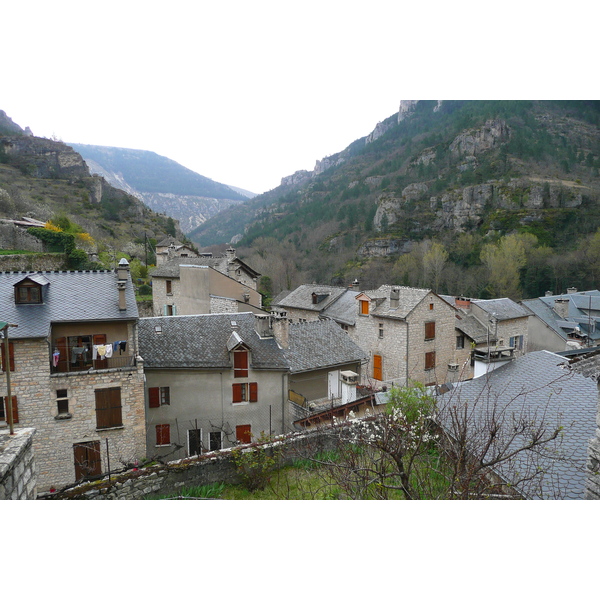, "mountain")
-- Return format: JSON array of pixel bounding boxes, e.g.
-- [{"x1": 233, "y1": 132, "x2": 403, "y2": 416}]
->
[
  {"x1": 189, "y1": 100, "x2": 600, "y2": 300},
  {"x1": 70, "y1": 144, "x2": 253, "y2": 233},
  {"x1": 0, "y1": 112, "x2": 183, "y2": 263}
]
